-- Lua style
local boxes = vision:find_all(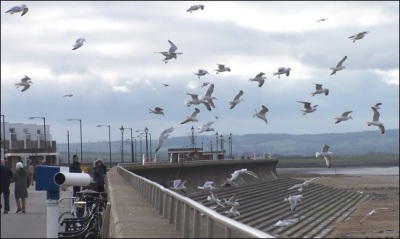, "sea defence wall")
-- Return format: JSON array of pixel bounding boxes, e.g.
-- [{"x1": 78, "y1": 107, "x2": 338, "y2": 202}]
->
[{"x1": 122, "y1": 159, "x2": 279, "y2": 194}]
